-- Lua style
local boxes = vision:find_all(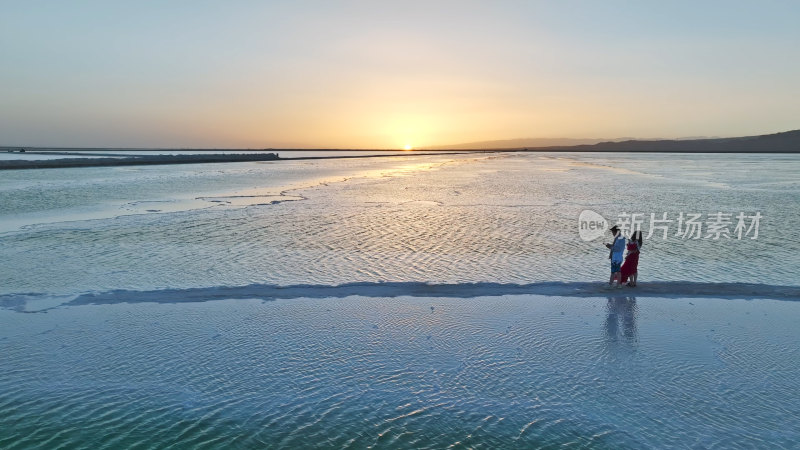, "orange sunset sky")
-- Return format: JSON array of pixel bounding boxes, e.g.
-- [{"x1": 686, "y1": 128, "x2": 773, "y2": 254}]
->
[{"x1": 2, "y1": 1, "x2": 799, "y2": 149}]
